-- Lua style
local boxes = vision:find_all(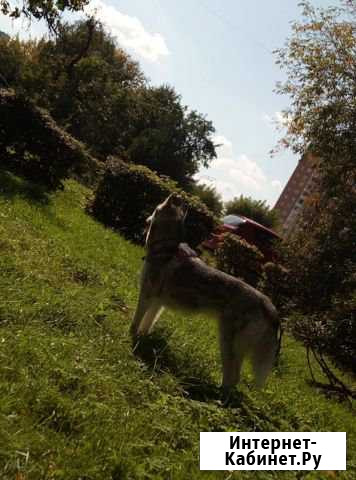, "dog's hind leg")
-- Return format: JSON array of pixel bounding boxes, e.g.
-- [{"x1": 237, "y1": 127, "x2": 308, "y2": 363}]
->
[
  {"x1": 137, "y1": 301, "x2": 164, "y2": 335},
  {"x1": 251, "y1": 323, "x2": 278, "y2": 389},
  {"x1": 219, "y1": 316, "x2": 245, "y2": 398}
]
